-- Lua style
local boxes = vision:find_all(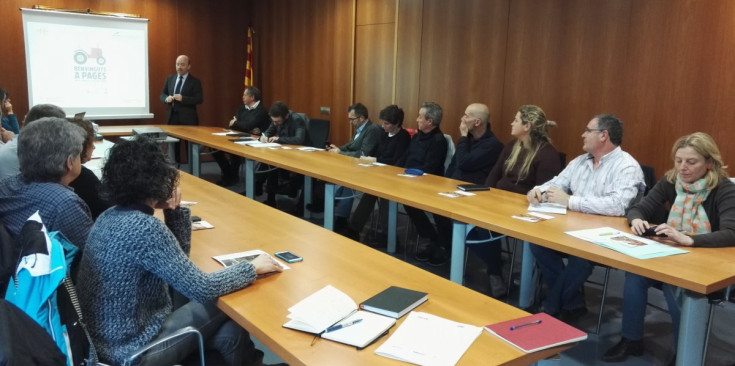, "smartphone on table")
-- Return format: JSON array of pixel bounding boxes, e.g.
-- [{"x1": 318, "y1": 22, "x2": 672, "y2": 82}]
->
[{"x1": 275, "y1": 251, "x2": 303, "y2": 263}]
